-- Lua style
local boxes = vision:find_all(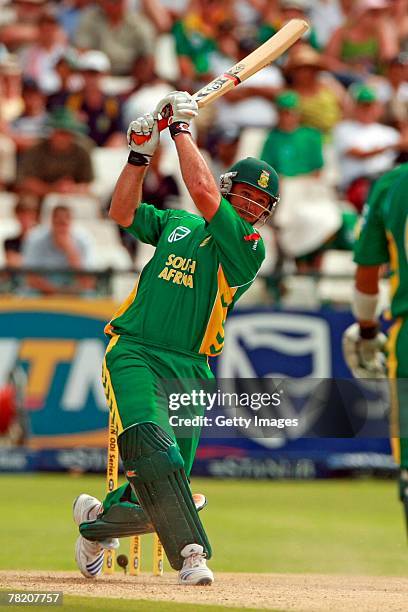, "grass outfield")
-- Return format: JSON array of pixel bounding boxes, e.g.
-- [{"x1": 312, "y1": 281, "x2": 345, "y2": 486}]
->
[
  {"x1": 0, "y1": 594, "x2": 278, "y2": 612},
  {"x1": 1, "y1": 474, "x2": 406, "y2": 576}
]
